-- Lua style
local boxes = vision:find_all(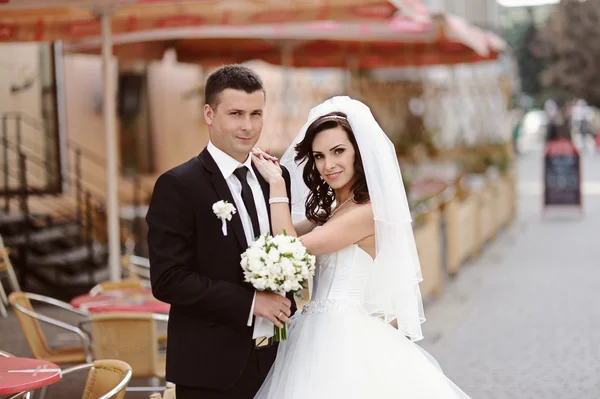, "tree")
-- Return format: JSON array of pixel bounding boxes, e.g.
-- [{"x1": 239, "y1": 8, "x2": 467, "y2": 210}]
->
[{"x1": 533, "y1": 0, "x2": 600, "y2": 107}]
